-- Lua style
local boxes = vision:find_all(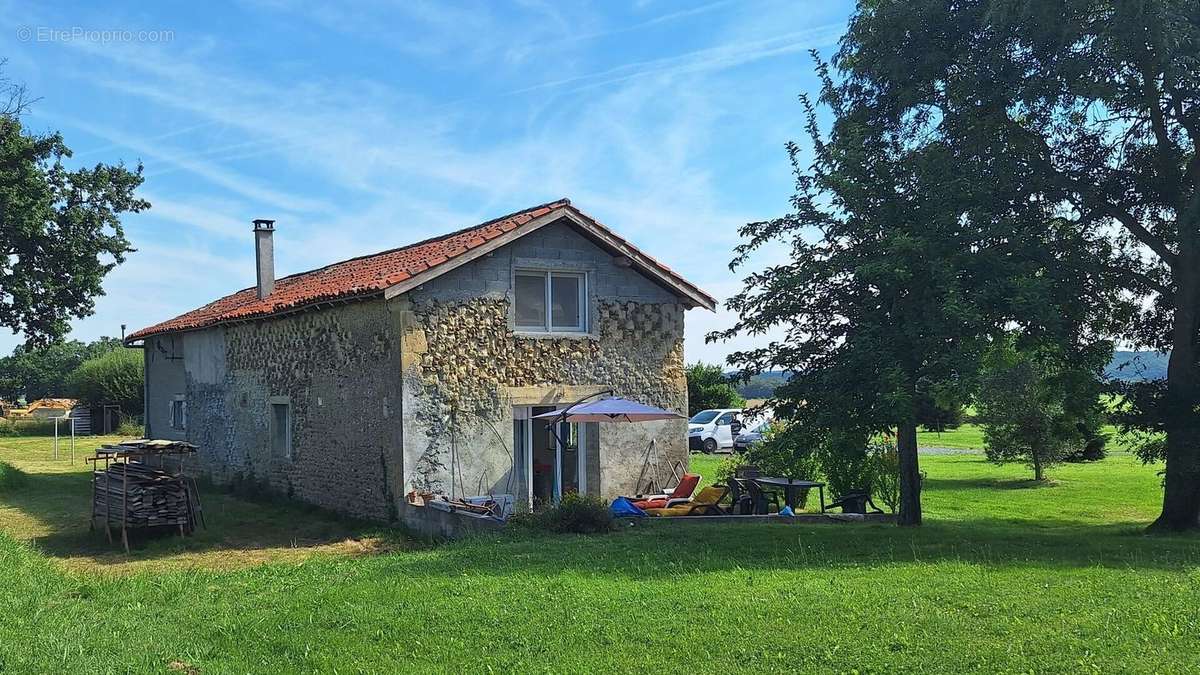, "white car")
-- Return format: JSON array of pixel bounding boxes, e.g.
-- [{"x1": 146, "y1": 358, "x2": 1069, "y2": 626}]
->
[{"x1": 688, "y1": 408, "x2": 742, "y2": 453}]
